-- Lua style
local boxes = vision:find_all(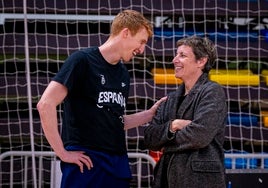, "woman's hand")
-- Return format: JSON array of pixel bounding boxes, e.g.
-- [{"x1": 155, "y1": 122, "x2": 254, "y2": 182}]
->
[{"x1": 170, "y1": 119, "x2": 192, "y2": 132}]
